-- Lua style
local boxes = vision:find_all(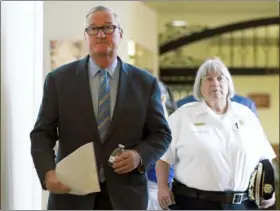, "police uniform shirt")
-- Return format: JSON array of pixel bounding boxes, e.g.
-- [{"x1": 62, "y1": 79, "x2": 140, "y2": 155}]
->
[{"x1": 161, "y1": 100, "x2": 276, "y2": 192}]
